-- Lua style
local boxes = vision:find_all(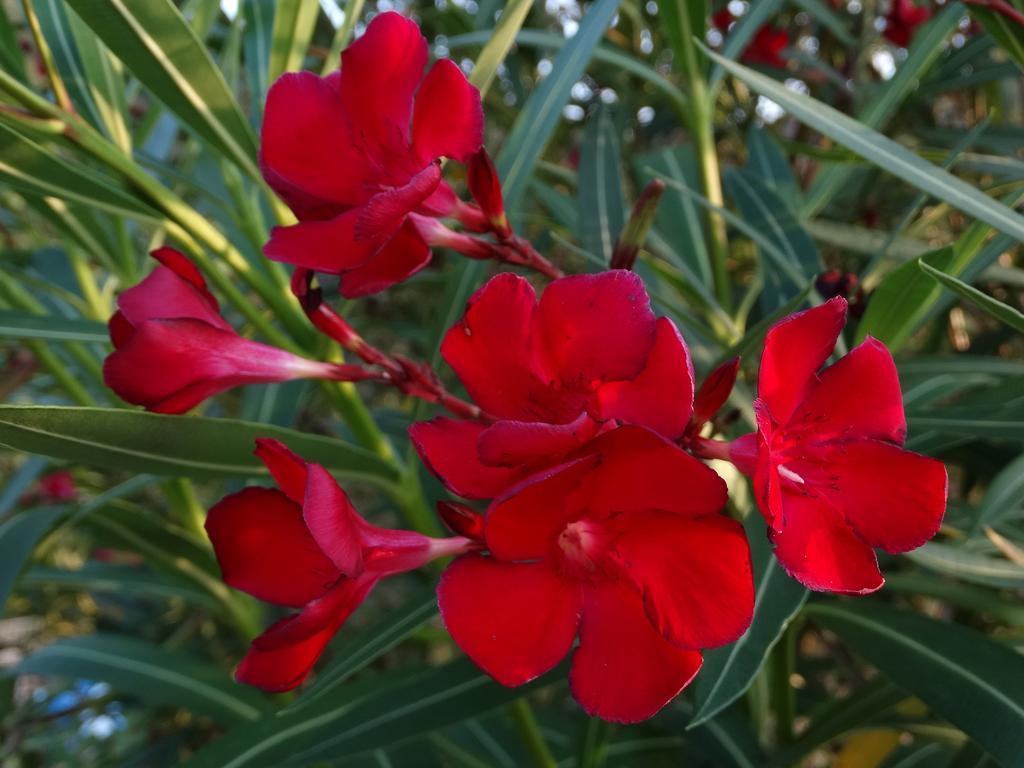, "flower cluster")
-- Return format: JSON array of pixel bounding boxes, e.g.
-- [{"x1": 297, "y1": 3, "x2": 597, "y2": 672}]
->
[{"x1": 101, "y1": 11, "x2": 948, "y2": 724}]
